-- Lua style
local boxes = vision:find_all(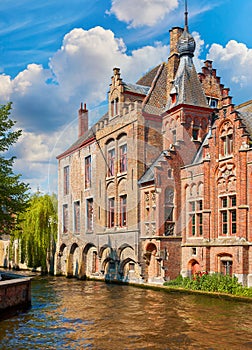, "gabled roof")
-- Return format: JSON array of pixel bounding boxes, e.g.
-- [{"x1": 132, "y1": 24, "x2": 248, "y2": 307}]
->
[
  {"x1": 136, "y1": 65, "x2": 162, "y2": 87},
  {"x1": 142, "y1": 63, "x2": 168, "y2": 115},
  {"x1": 57, "y1": 113, "x2": 108, "y2": 159}
]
